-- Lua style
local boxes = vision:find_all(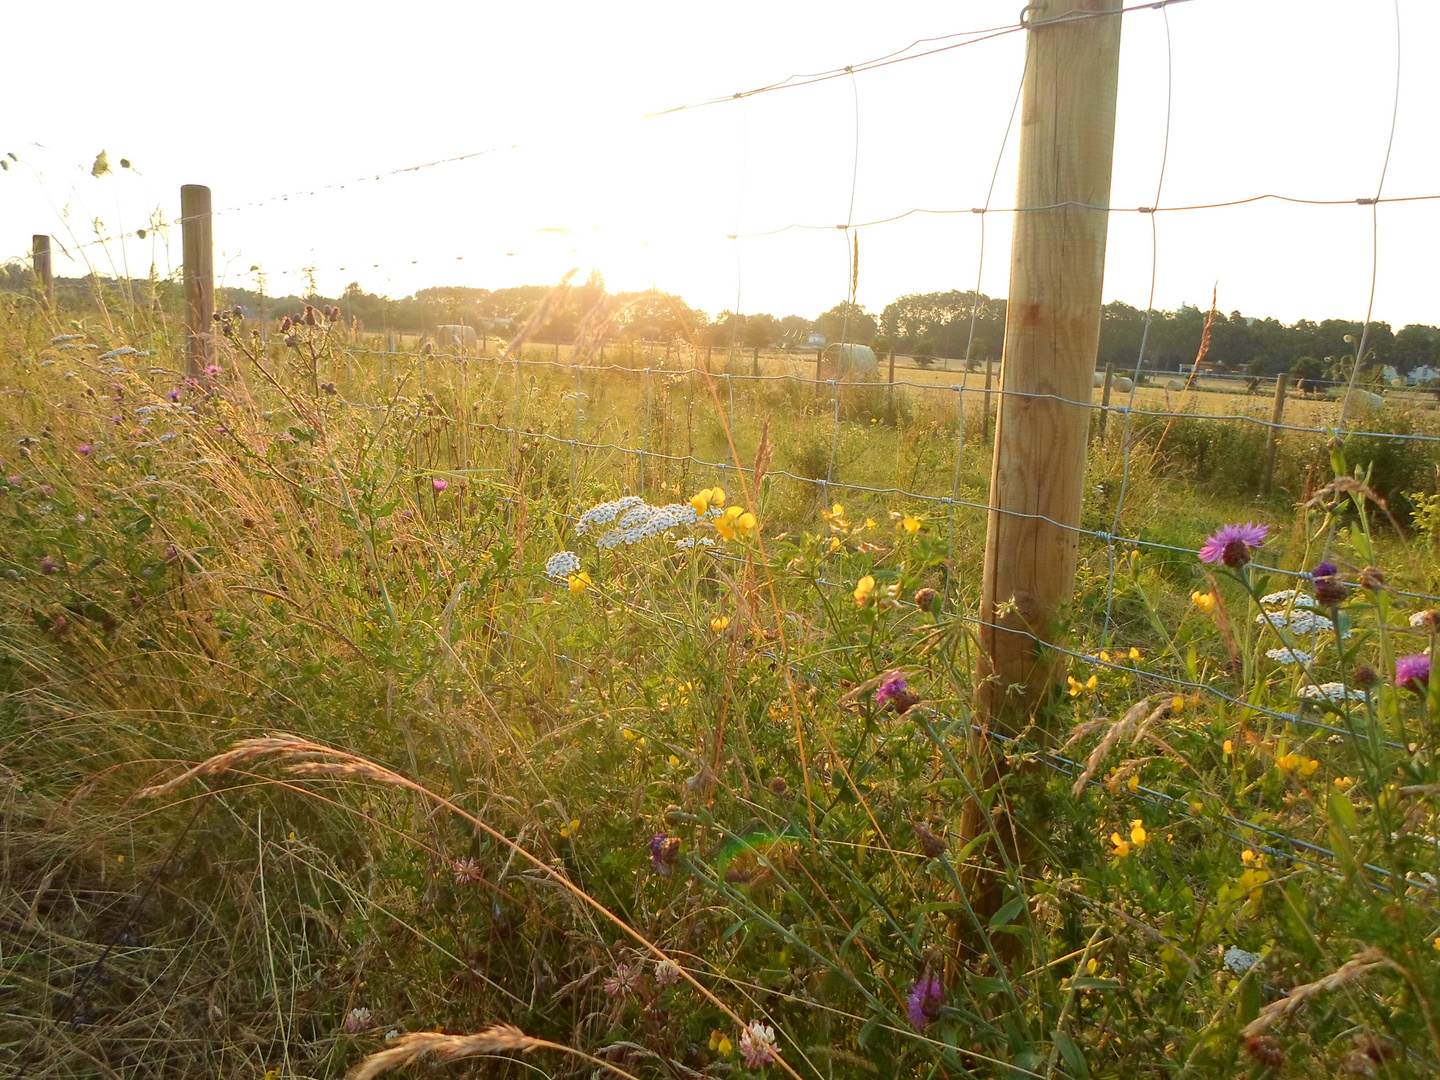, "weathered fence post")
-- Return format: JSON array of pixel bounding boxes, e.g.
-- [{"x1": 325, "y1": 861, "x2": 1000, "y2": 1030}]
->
[
  {"x1": 1259, "y1": 372, "x2": 1288, "y2": 497},
  {"x1": 32, "y1": 235, "x2": 53, "y2": 306},
  {"x1": 180, "y1": 185, "x2": 214, "y2": 376},
  {"x1": 752, "y1": 344, "x2": 760, "y2": 376},
  {"x1": 976, "y1": 0, "x2": 1122, "y2": 728},
  {"x1": 1097, "y1": 361, "x2": 1115, "y2": 441},
  {"x1": 959, "y1": 1, "x2": 1123, "y2": 946},
  {"x1": 982, "y1": 358, "x2": 994, "y2": 443},
  {"x1": 814, "y1": 347, "x2": 824, "y2": 400}
]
